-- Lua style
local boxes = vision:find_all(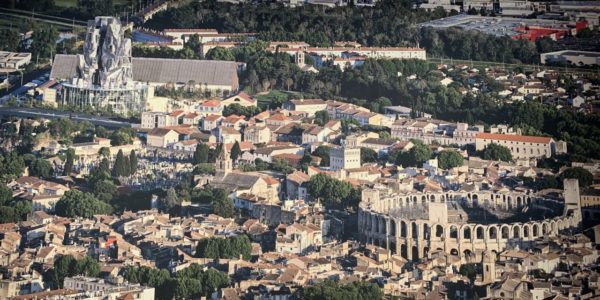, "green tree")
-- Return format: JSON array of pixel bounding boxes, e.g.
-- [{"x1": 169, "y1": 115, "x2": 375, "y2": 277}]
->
[
  {"x1": 0, "y1": 151, "x2": 25, "y2": 182},
  {"x1": 31, "y1": 26, "x2": 59, "y2": 62},
  {"x1": 205, "y1": 46, "x2": 235, "y2": 61},
  {"x1": 302, "y1": 279, "x2": 384, "y2": 300},
  {"x1": 222, "y1": 103, "x2": 262, "y2": 118},
  {"x1": 272, "y1": 158, "x2": 295, "y2": 174},
  {"x1": 124, "y1": 264, "x2": 230, "y2": 300},
  {"x1": 0, "y1": 206, "x2": 16, "y2": 223},
  {"x1": 93, "y1": 180, "x2": 117, "y2": 202},
  {"x1": 0, "y1": 183, "x2": 13, "y2": 205},
  {"x1": 438, "y1": 150, "x2": 464, "y2": 170},
  {"x1": 13, "y1": 200, "x2": 31, "y2": 220},
  {"x1": 29, "y1": 159, "x2": 53, "y2": 179},
  {"x1": 193, "y1": 163, "x2": 215, "y2": 175},
  {"x1": 160, "y1": 187, "x2": 180, "y2": 212},
  {"x1": 193, "y1": 143, "x2": 209, "y2": 164},
  {"x1": 89, "y1": 158, "x2": 111, "y2": 184},
  {"x1": 560, "y1": 167, "x2": 593, "y2": 187},
  {"x1": 123, "y1": 266, "x2": 175, "y2": 300},
  {"x1": 174, "y1": 277, "x2": 202, "y2": 299},
  {"x1": 129, "y1": 150, "x2": 138, "y2": 175},
  {"x1": 375, "y1": 97, "x2": 392, "y2": 113},
  {"x1": 360, "y1": 147, "x2": 378, "y2": 164},
  {"x1": 312, "y1": 145, "x2": 331, "y2": 166},
  {"x1": 307, "y1": 174, "x2": 353, "y2": 208},
  {"x1": 482, "y1": 143, "x2": 513, "y2": 162},
  {"x1": 110, "y1": 129, "x2": 133, "y2": 146},
  {"x1": 55, "y1": 190, "x2": 112, "y2": 218},
  {"x1": 459, "y1": 263, "x2": 481, "y2": 283},
  {"x1": 64, "y1": 148, "x2": 75, "y2": 175},
  {"x1": 200, "y1": 268, "x2": 231, "y2": 296},
  {"x1": 230, "y1": 141, "x2": 241, "y2": 161},
  {"x1": 95, "y1": 126, "x2": 108, "y2": 138},
  {"x1": 212, "y1": 188, "x2": 234, "y2": 218},
  {"x1": 314, "y1": 110, "x2": 330, "y2": 126},
  {"x1": 45, "y1": 255, "x2": 75, "y2": 289},
  {"x1": 379, "y1": 131, "x2": 391, "y2": 140},
  {"x1": 77, "y1": 0, "x2": 114, "y2": 16},
  {"x1": 396, "y1": 140, "x2": 432, "y2": 167},
  {"x1": 45, "y1": 255, "x2": 100, "y2": 289},
  {"x1": 0, "y1": 29, "x2": 20, "y2": 52},
  {"x1": 185, "y1": 34, "x2": 201, "y2": 56},
  {"x1": 196, "y1": 235, "x2": 251, "y2": 260},
  {"x1": 112, "y1": 150, "x2": 126, "y2": 177},
  {"x1": 98, "y1": 147, "x2": 110, "y2": 157}
]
